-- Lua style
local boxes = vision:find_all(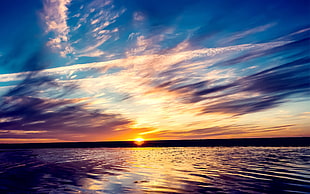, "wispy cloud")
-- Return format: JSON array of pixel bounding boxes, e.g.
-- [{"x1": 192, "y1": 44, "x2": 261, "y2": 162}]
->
[
  {"x1": 42, "y1": 0, "x2": 72, "y2": 57},
  {"x1": 78, "y1": 50, "x2": 106, "y2": 57},
  {"x1": 68, "y1": 0, "x2": 125, "y2": 58},
  {"x1": 149, "y1": 124, "x2": 298, "y2": 140},
  {"x1": 0, "y1": 41, "x2": 288, "y2": 85},
  {"x1": 222, "y1": 23, "x2": 276, "y2": 44}
]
